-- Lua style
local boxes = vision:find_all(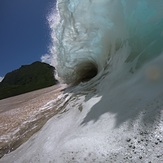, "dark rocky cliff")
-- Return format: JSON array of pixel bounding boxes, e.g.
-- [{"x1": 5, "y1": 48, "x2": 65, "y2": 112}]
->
[{"x1": 0, "y1": 61, "x2": 58, "y2": 100}]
